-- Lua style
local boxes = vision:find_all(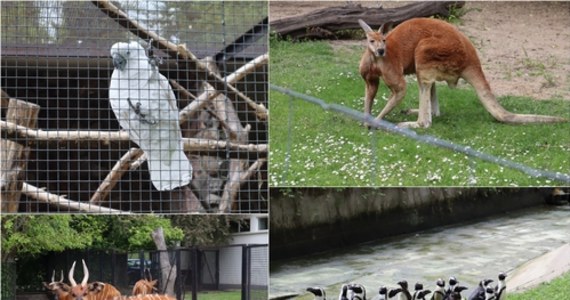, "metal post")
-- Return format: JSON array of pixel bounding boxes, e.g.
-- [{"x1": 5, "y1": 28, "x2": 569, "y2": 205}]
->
[
  {"x1": 176, "y1": 249, "x2": 182, "y2": 300},
  {"x1": 241, "y1": 245, "x2": 249, "y2": 300},
  {"x1": 191, "y1": 248, "x2": 198, "y2": 300}
]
